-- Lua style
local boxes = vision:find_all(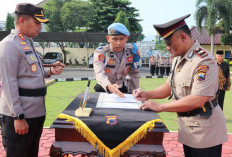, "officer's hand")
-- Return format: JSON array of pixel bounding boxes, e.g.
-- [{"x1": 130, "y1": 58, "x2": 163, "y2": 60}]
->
[
  {"x1": 50, "y1": 61, "x2": 65, "y2": 75},
  {"x1": 227, "y1": 86, "x2": 230, "y2": 91},
  {"x1": 139, "y1": 101, "x2": 162, "y2": 112},
  {"x1": 133, "y1": 89, "x2": 148, "y2": 101},
  {"x1": 107, "y1": 84, "x2": 125, "y2": 98},
  {"x1": 14, "y1": 119, "x2": 29, "y2": 135}
]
